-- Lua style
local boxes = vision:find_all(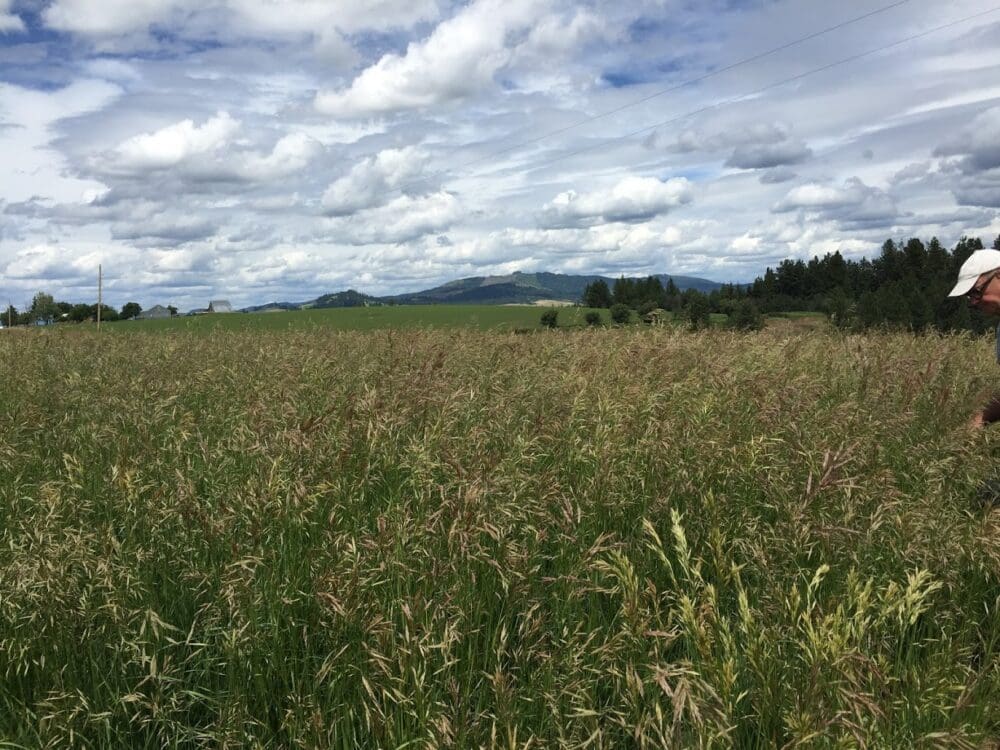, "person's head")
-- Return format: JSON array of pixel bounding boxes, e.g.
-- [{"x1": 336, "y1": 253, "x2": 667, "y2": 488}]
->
[{"x1": 949, "y1": 249, "x2": 1000, "y2": 315}]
